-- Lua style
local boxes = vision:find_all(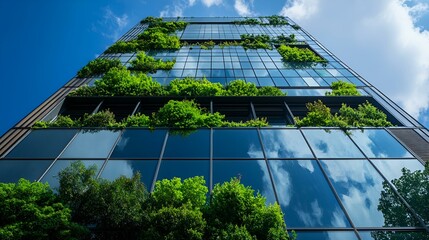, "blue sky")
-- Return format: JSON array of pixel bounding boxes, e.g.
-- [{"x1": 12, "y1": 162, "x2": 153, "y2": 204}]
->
[{"x1": 1, "y1": 0, "x2": 429, "y2": 136}]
